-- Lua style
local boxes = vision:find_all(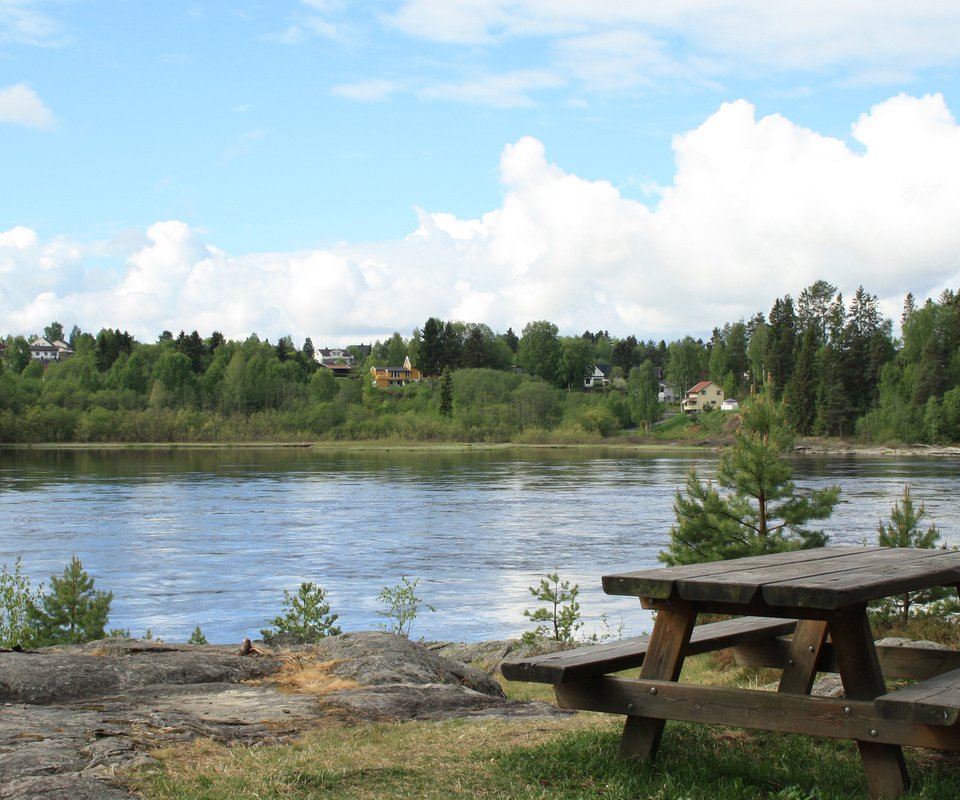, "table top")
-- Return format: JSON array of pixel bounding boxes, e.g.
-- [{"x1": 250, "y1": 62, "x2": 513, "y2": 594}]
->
[{"x1": 603, "y1": 546, "x2": 960, "y2": 611}]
